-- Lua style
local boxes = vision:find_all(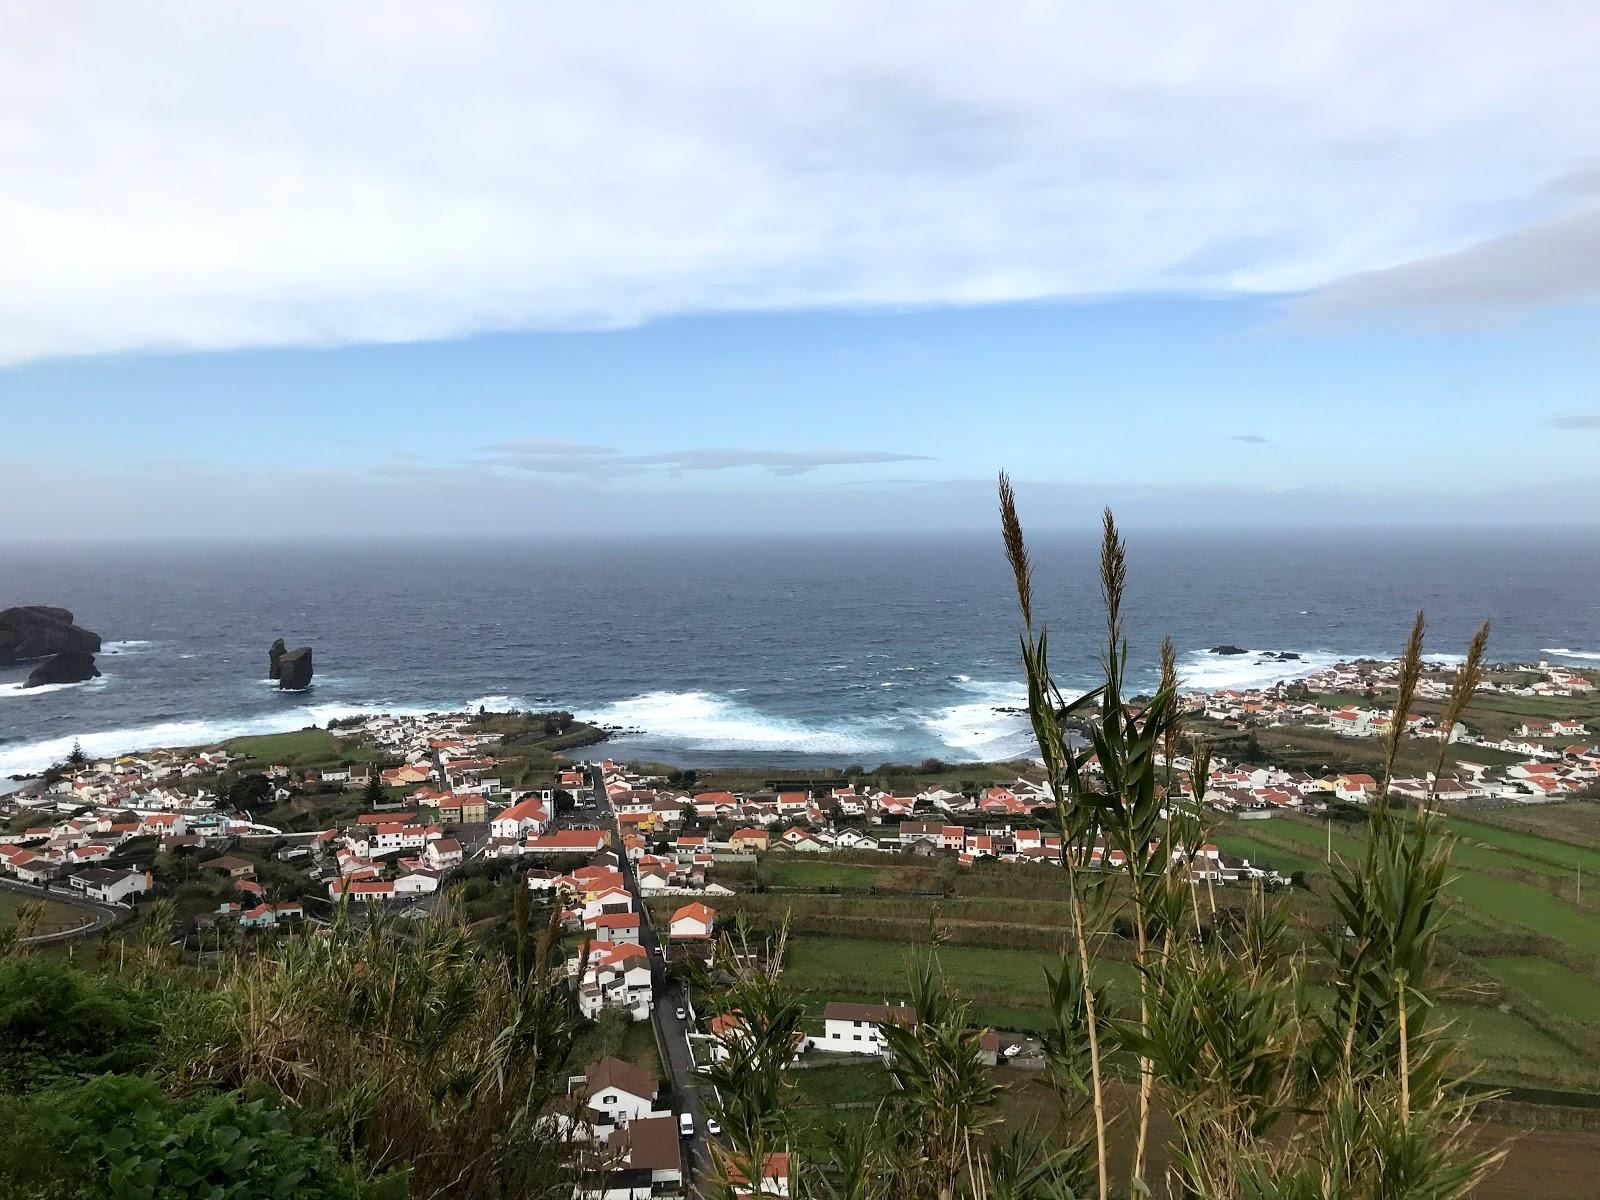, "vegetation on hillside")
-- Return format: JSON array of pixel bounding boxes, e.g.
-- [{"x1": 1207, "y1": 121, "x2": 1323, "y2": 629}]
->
[
  {"x1": 696, "y1": 478, "x2": 1504, "y2": 1200},
  {"x1": 0, "y1": 894, "x2": 595, "y2": 1200}
]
